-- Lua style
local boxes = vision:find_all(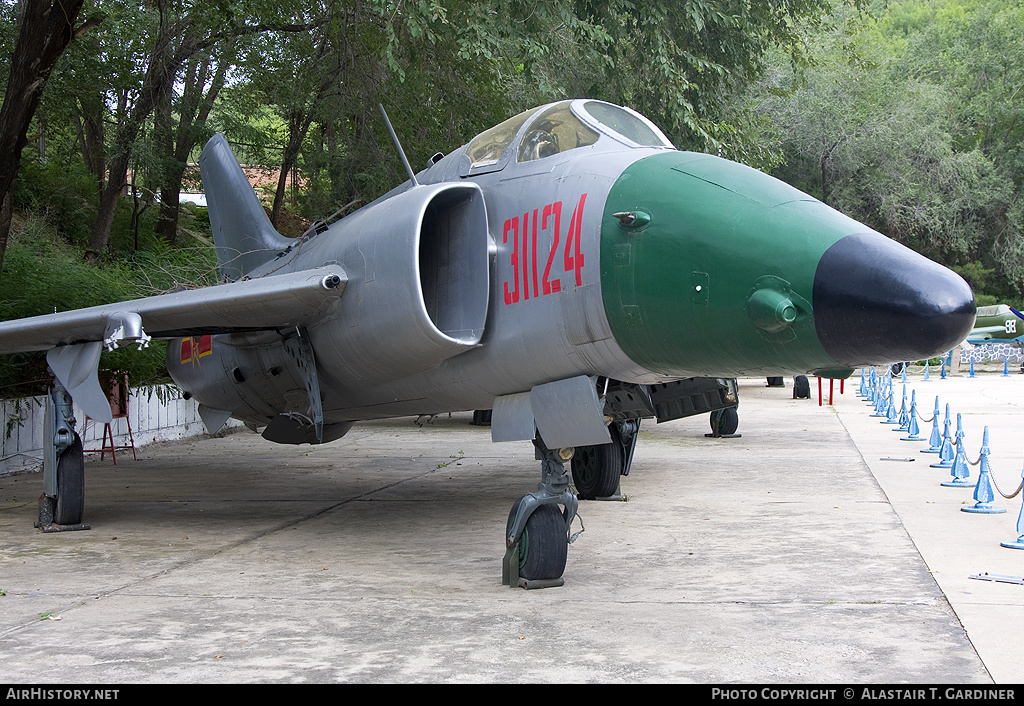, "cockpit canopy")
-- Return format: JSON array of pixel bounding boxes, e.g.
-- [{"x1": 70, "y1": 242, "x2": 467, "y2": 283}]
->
[{"x1": 463, "y1": 100, "x2": 673, "y2": 175}]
